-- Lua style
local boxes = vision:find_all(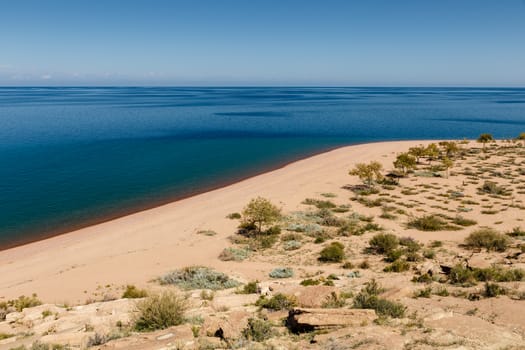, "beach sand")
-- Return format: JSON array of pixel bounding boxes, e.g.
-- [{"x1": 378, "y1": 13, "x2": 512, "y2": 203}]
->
[{"x1": 0, "y1": 141, "x2": 434, "y2": 302}]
